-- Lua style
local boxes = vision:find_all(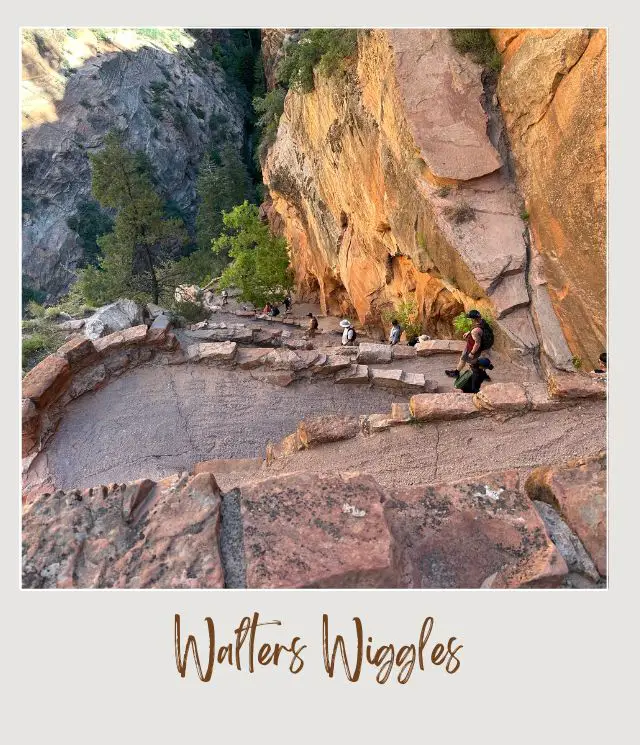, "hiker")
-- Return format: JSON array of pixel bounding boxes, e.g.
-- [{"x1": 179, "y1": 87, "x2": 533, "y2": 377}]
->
[
  {"x1": 389, "y1": 319, "x2": 402, "y2": 346},
  {"x1": 261, "y1": 302, "x2": 272, "y2": 316},
  {"x1": 269, "y1": 304, "x2": 280, "y2": 317},
  {"x1": 221, "y1": 289, "x2": 228, "y2": 306},
  {"x1": 454, "y1": 357, "x2": 494, "y2": 394},
  {"x1": 593, "y1": 352, "x2": 607, "y2": 375},
  {"x1": 446, "y1": 310, "x2": 494, "y2": 379},
  {"x1": 307, "y1": 312, "x2": 319, "y2": 338},
  {"x1": 340, "y1": 318, "x2": 357, "y2": 346},
  {"x1": 283, "y1": 295, "x2": 292, "y2": 313}
]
